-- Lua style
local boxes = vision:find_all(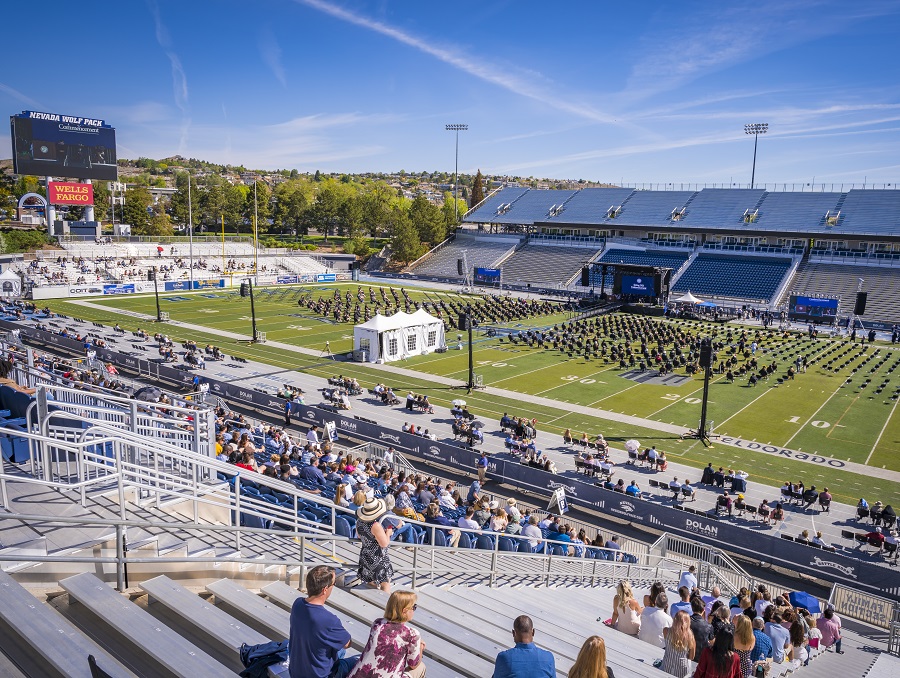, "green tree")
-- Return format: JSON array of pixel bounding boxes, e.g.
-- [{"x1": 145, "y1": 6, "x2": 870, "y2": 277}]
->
[
  {"x1": 273, "y1": 179, "x2": 314, "y2": 235},
  {"x1": 361, "y1": 183, "x2": 394, "y2": 240},
  {"x1": 470, "y1": 169, "x2": 485, "y2": 207},
  {"x1": 144, "y1": 211, "x2": 175, "y2": 236},
  {"x1": 92, "y1": 180, "x2": 111, "y2": 223},
  {"x1": 441, "y1": 191, "x2": 467, "y2": 231},
  {"x1": 409, "y1": 194, "x2": 445, "y2": 245},
  {"x1": 389, "y1": 205, "x2": 425, "y2": 265},
  {"x1": 122, "y1": 186, "x2": 153, "y2": 232},
  {"x1": 308, "y1": 180, "x2": 344, "y2": 241}
]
